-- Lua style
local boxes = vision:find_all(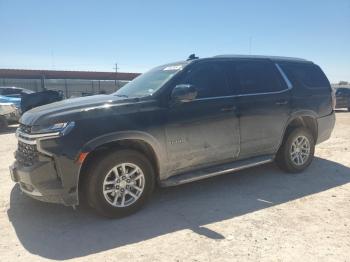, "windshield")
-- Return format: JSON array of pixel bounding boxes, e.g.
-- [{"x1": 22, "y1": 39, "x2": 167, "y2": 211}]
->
[{"x1": 114, "y1": 64, "x2": 184, "y2": 98}]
